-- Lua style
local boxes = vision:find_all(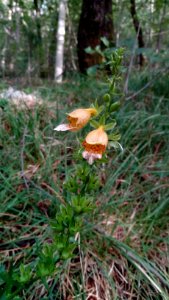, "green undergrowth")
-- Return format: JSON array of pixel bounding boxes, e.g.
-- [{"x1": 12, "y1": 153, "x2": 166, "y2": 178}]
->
[{"x1": 0, "y1": 75, "x2": 169, "y2": 299}]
